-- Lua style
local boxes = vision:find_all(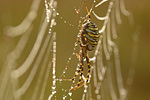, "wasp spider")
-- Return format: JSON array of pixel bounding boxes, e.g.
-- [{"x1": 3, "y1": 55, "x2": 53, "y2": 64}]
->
[{"x1": 63, "y1": 1, "x2": 100, "y2": 91}]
